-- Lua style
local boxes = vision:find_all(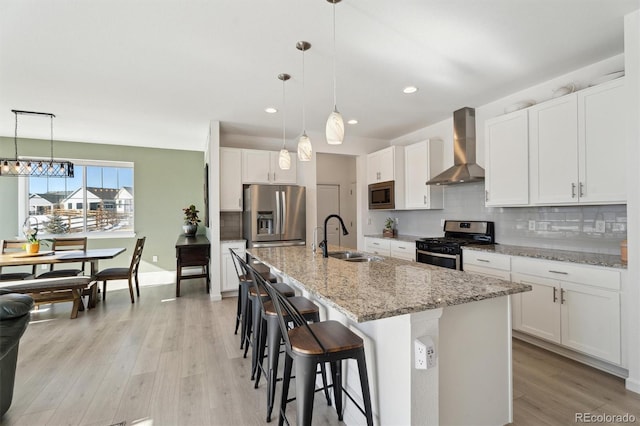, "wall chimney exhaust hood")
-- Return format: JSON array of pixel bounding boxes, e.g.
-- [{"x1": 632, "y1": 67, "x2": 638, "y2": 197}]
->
[{"x1": 426, "y1": 107, "x2": 484, "y2": 185}]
